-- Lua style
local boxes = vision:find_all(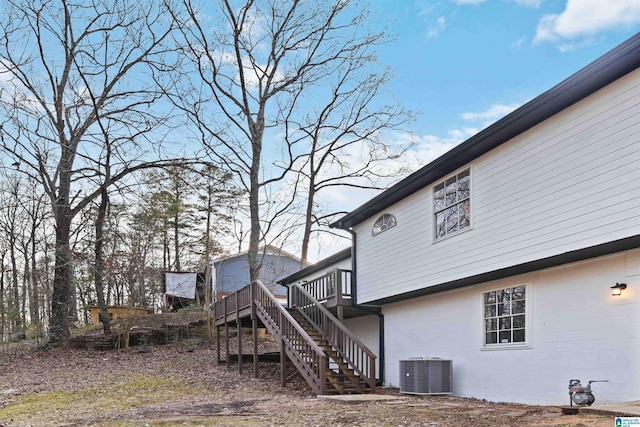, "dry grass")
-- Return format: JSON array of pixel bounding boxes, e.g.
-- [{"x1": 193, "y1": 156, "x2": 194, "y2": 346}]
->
[{"x1": 0, "y1": 338, "x2": 616, "y2": 426}]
